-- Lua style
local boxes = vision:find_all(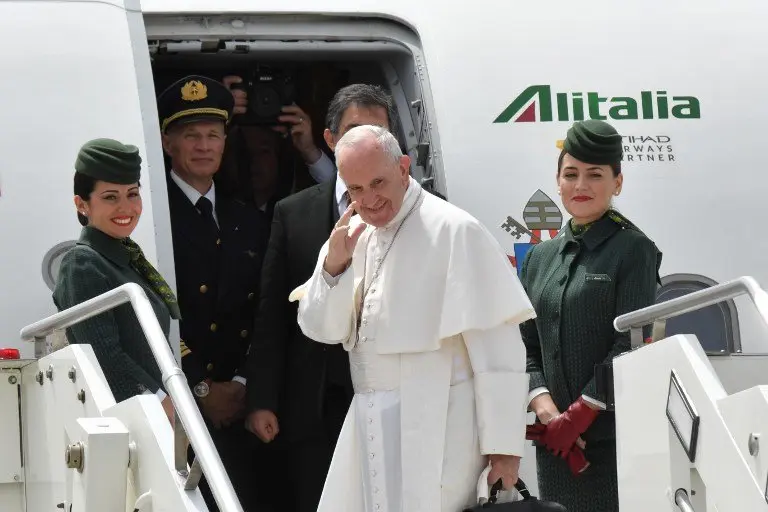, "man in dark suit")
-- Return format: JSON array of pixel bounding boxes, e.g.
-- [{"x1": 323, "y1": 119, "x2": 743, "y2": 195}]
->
[
  {"x1": 156, "y1": 75, "x2": 271, "y2": 512},
  {"x1": 244, "y1": 84, "x2": 397, "y2": 512}
]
